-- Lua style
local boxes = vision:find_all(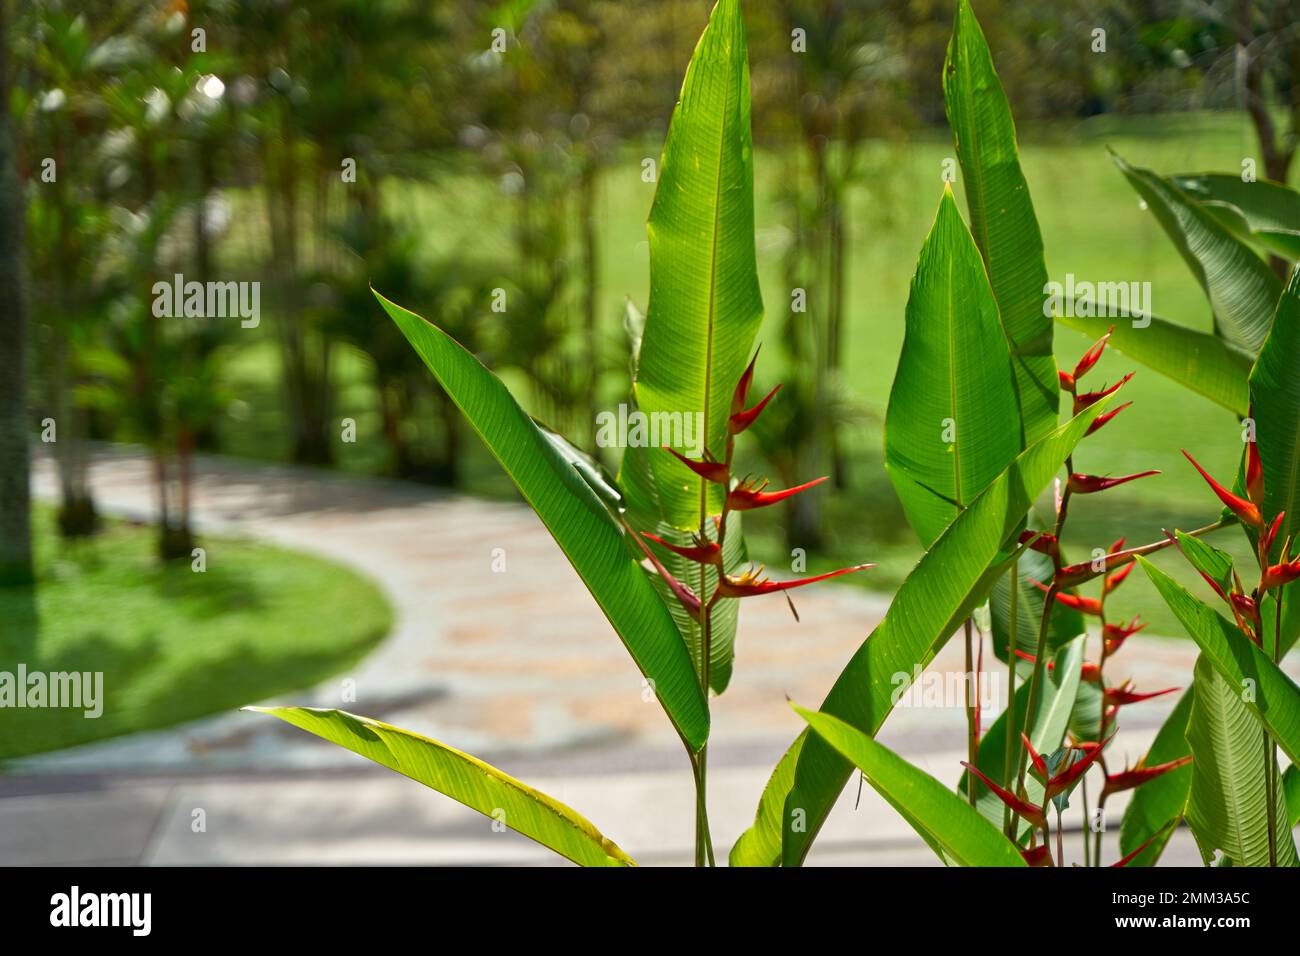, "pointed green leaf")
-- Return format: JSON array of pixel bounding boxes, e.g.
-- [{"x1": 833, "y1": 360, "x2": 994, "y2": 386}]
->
[
  {"x1": 1056, "y1": 311, "x2": 1252, "y2": 416},
  {"x1": 1172, "y1": 173, "x2": 1300, "y2": 262},
  {"x1": 1174, "y1": 529, "x2": 1235, "y2": 597},
  {"x1": 1118, "y1": 688, "x2": 1195, "y2": 867},
  {"x1": 884, "y1": 187, "x2": 1021, "y2": 545},
  {"x1": 1184, "y1": 658, "x2": 1299, "y2": 867},
  {"x1": 376, "y1": 291, "x2": 709, "y2": 750},
  {"x1": 1248, "y1": 266, "x2": 1300, "y2": 554},
  {"x1": 943, "y1": 0, "x2": 1058, "y2": 445},
  {"x1": 1112, "y1": 152, "x2": 1280, "y2": 353},
  {"x1": 794, "y1": 705, "x2": 1026, "y2": 867},
  {"x1": 249, "y1": 707, "x2": 634, "y2": 867},
  {"x1": 621, "y1": 0, "x2": 763, "y2": 530},
  {"x1": 731, "y1": 400, "x2": 1108, "y2": 866},
  {"x1": 728, "y1": 732, "x2": 805, "y2": 867},
  {"x1": 1141, "y1": 556, "x2": 1300, "y2": 765}
]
